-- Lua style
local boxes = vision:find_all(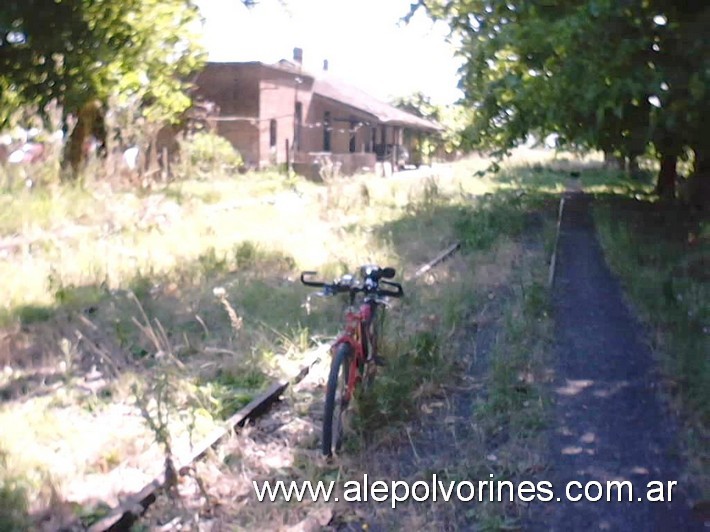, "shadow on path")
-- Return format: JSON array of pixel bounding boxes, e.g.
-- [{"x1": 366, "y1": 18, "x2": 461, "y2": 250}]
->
[{"x1": 527, "y1": 194, "x2": 703, "y2": 531}]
